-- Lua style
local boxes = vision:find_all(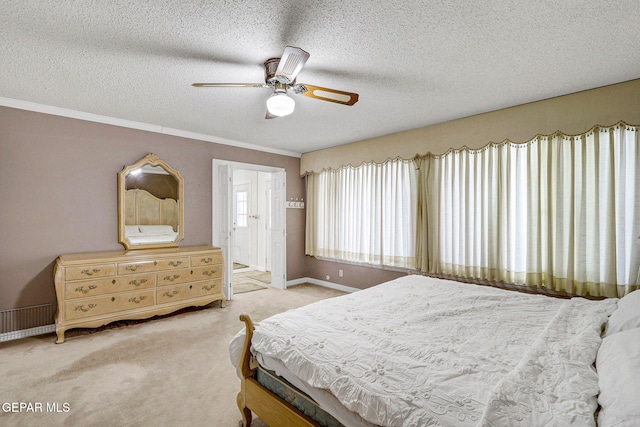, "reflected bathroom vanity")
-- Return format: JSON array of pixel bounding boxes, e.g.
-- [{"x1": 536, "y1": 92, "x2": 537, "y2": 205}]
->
[{"x1": 53, "y1": 154, "x2": 225, "y2": 343}]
